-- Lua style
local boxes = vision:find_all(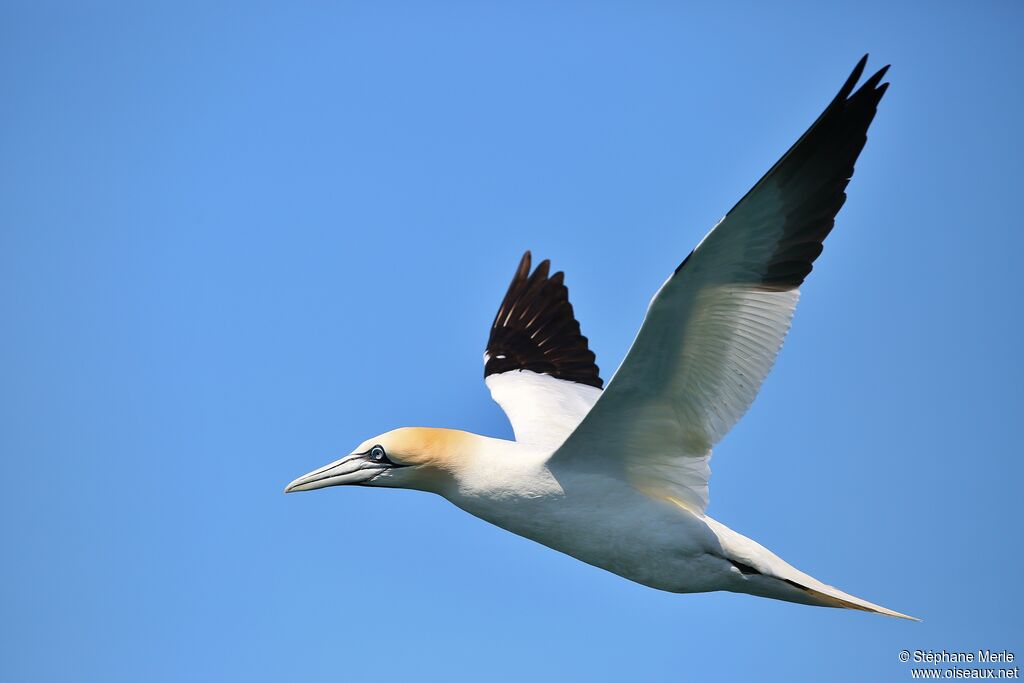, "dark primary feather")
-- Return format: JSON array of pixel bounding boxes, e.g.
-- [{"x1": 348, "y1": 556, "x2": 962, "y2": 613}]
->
[
  {"x1": 485, "y1": 251, "x2": 603, "y2": 388},
  {"x1": 549, "y1": 57, "x2": 892, "y2": 510},
  {"x1": 675, "y1": 54, "x2": 890, "y2": 288}
]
